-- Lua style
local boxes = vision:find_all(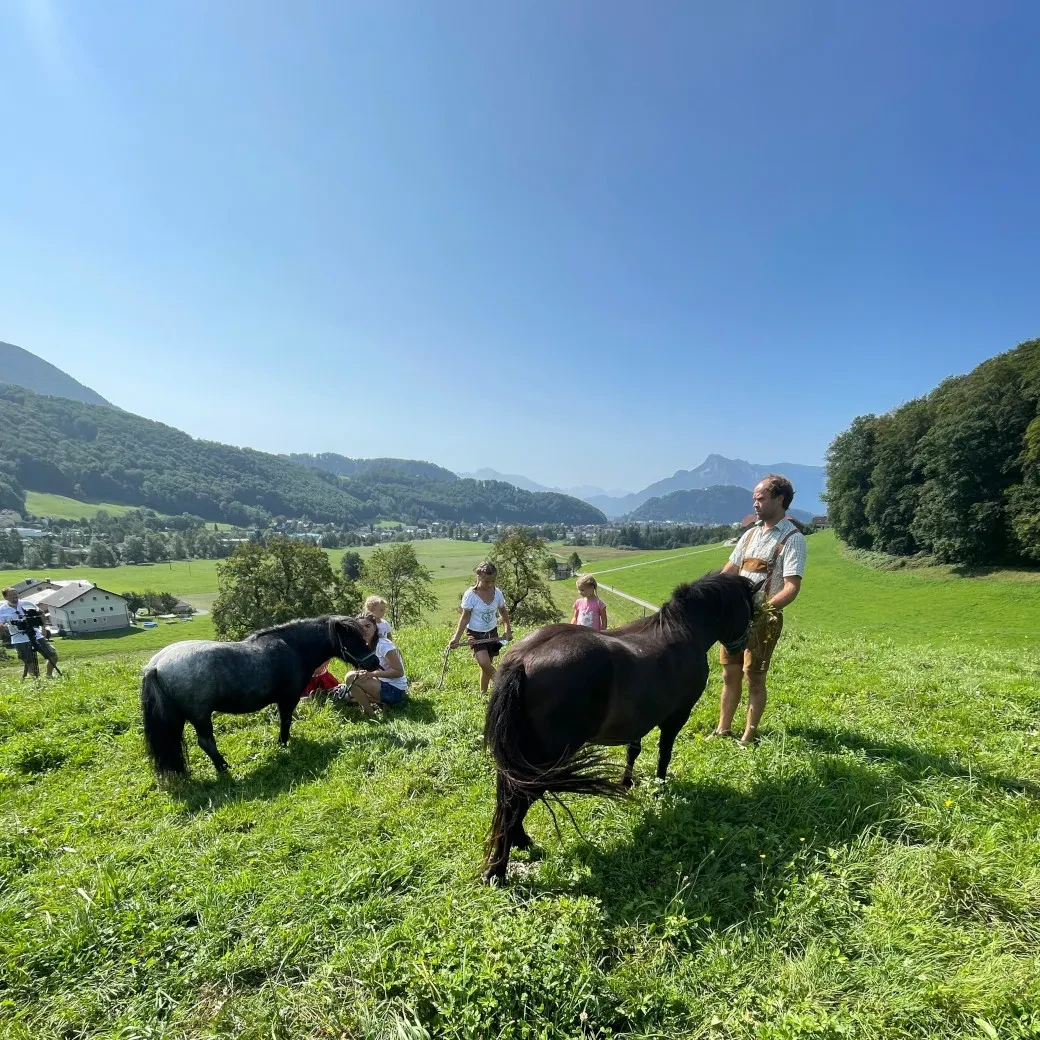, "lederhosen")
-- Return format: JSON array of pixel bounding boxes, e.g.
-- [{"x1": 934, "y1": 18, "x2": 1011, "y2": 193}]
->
[{"x1": 721, "y1": 522, "x2": 799, "y2": 673}]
